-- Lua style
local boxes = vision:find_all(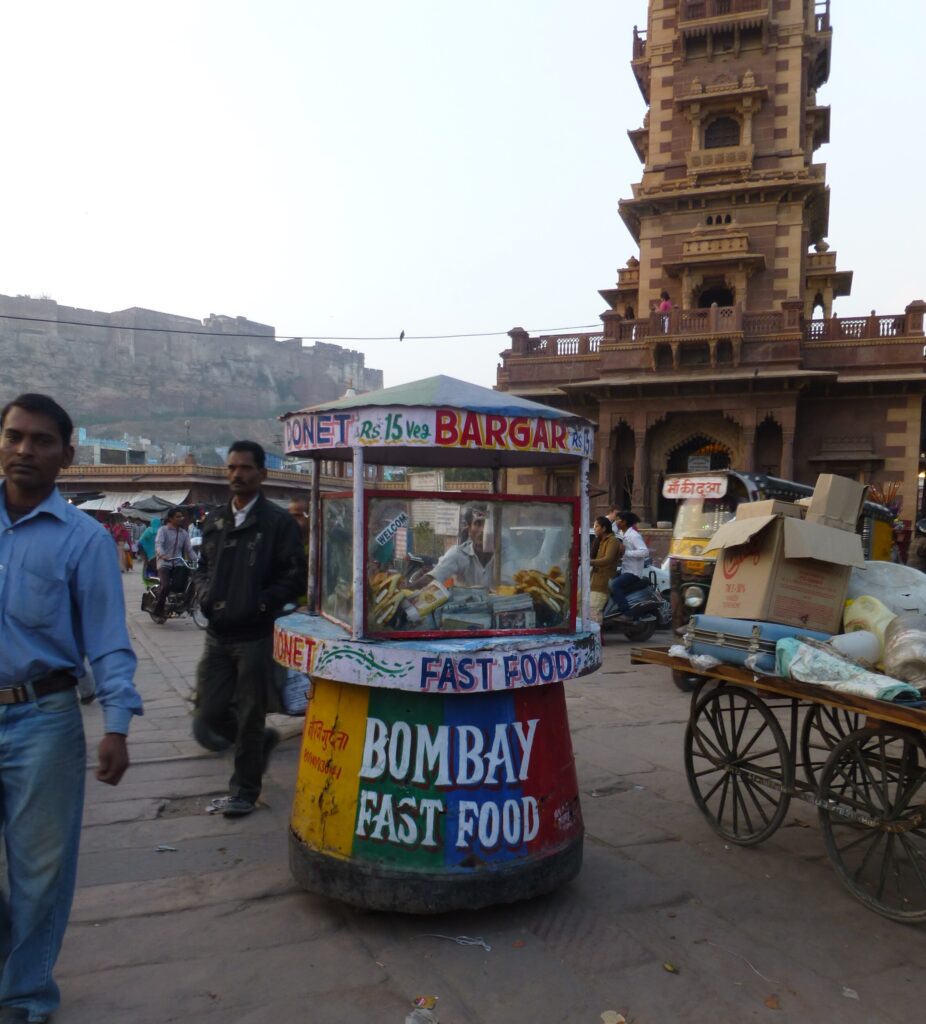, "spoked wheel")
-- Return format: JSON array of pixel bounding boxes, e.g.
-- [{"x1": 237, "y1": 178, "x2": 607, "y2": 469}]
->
[
  {"x1": 799, "y1": 704, "x2": 864, "y2": 788},
  {"x1": 818, "y1": 727, "x2": 926, "y2": 922},
  {"x1": 191, "y1": 596, "x2": 208, "y2": 630},
  {"x1": 685, "y1": 685, "x2": 792, "y2": 845}
]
